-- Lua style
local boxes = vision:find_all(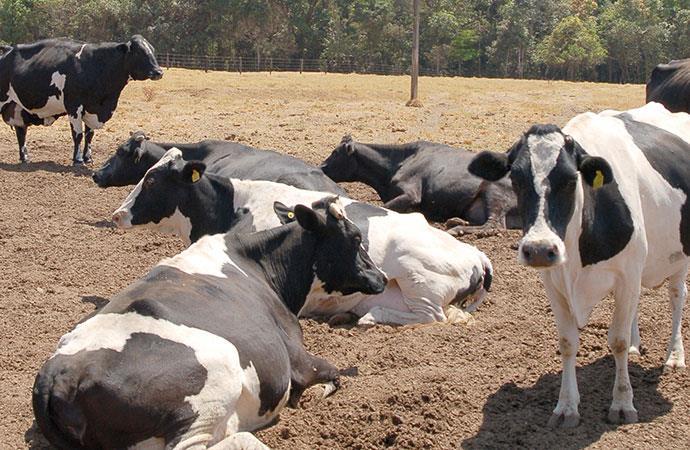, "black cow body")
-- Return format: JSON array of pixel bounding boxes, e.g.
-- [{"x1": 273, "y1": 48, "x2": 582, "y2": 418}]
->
[
  {"x1": 93, "y1": 131, "x2": 347, "y2": 195},
  {"x1": 320, "y1": 136, "x2": 519, "y2": 231},
  {"x1": 646, "y1": 58, "x2": 690, "y2": 113},
  {"x1": 33, "y1": 201, "x2": 386, "y2": 448},
  {"x1": 0, "y1": 36, "x2": 162, "y2": 164}
]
